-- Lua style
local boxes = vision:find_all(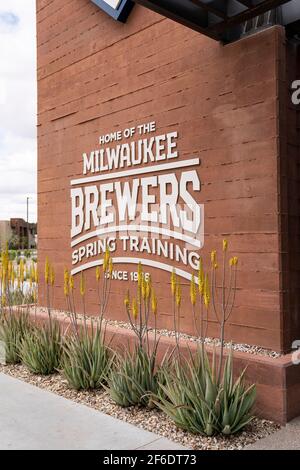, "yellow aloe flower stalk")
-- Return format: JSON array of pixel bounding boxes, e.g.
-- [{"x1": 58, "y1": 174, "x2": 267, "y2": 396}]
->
[
  {"x1": 44, "y1": 256, "x2": 50, "y2": 285},
  {"x1": 190, "y1": 274, "x2": 197, "y2": 306},
  {"x1": 103, "y1": 247, "x2": 110, "y2": 272},
  {"x1": 171, "y1": 268, "x2": 176, "y2": 296},
  {"x1": 198, "y1": 260, "x2": 205, "y2": 296},
  {"x1": 34, "y1": 266, "x2": 39, "y2": 284},
  {"x1": 223, "y1": 239, "x2": 228, "y2": 252},
  {"x1": 204, "y1": 274, "x2": 210, "y2": 309},
  {"x1": 50, "y1": 266, "x2": 55, "y2": 287},
  {"x1": 211, "y1": 250, "x2": 217, "y2": 266},
  {"x1": 151, "y1": 291, "x2": 157, "y2": 315},
  {"x1": 19, "y1": 259, "x2": 25, "y2": 284},
  {"x1": 8, "y1": 261, "x2": 12, "y2": 283},
  {"x1": 230, "y1": 256, "x2": 238, "y2": 267},
  {"x1": 96, "y1": 266, "x2": 101, "y2": 282},
  {"x1": 69, "y1": 275, "x2": 74, "y2": 291},
  {"x1": 137, "y1": 262, "x2": 143, "y2": 288},
  {"x1": 132, "y1": 297, "x2": 138, "y2": 320},
  {"x1": 30, "y1": 265, "x2": 35, "y2": 286},
  {"x1": 146, "y1": 277, "x2": 151, "y2": 300},
  {"x1": 64, "y1": 269, "x2": 69, "y2": 297},
  {"x1": 1, "y1": 248, "x2": 9, "y2": 277},
  {"x1": 80, "y1": 272, "x2": 86, "y2": 297},
  {"x1": 141, "y1": 276, "x2": 147, "y2": 300}
]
